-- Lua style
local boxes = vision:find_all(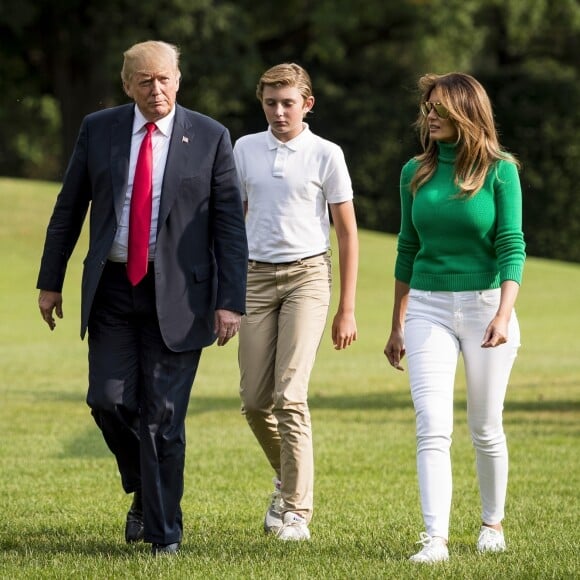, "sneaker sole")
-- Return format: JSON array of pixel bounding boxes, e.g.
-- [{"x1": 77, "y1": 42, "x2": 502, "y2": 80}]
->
[
  {"x1": 264, "y1": 524, "x2": 283, "y2": 534},
  {"x1": 277, "y1": 532, "x2": 311, "y2": 541},
  {"x1": 264, "y1": 513, "x2": 283, "y2": 534}
]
